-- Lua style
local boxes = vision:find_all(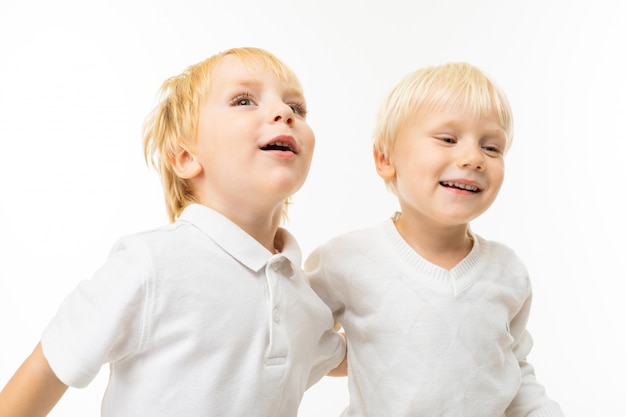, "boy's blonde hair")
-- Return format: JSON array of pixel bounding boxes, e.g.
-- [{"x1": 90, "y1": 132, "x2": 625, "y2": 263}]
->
[
  {"x1": 373, "y1": 62, "x2": 514, "y2": 194},
  {"x1": 143, "y1": 47, "x2": 304, "y2": 222}
]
